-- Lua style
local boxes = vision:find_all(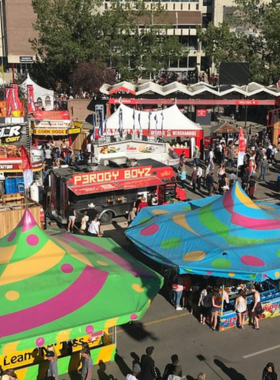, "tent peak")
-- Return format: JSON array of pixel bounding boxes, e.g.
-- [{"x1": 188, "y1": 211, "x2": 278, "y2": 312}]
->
[{"x1": 17, "y1": 209, "x2": 37, "y2": 232}]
